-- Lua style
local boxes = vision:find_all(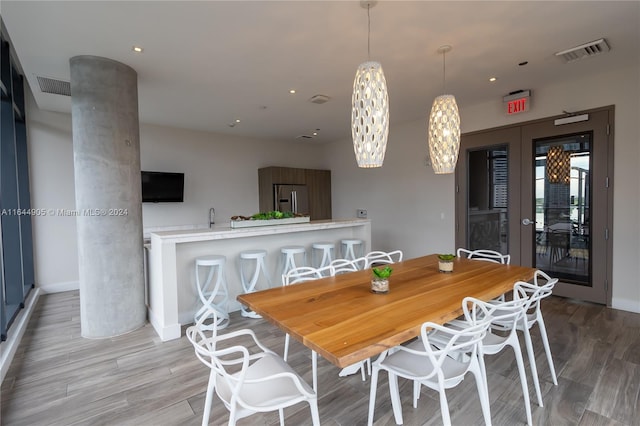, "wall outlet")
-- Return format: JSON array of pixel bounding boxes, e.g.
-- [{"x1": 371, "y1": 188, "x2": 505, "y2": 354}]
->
[{"x1": 357, "y1": 209, "x2": 367, "y2": 218}]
